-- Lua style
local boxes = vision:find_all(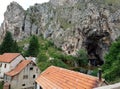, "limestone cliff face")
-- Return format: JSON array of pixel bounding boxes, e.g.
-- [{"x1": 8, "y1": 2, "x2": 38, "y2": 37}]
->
[
  {"x1": 1, "y1": 0, "x2": 120, "y2": 65},
  {"x1": 0, "y1": 2, "x2": 25, "y2": 41}
]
